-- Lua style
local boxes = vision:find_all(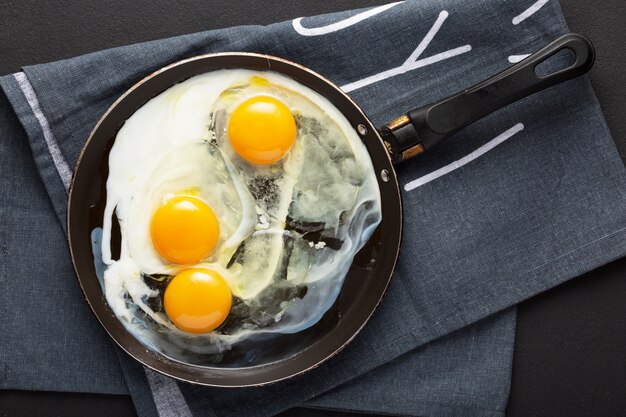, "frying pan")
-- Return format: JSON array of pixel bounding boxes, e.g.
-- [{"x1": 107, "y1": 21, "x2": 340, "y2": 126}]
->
[{"x1": 68, "y1": 33, "x2": 595, "y2": 386}]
